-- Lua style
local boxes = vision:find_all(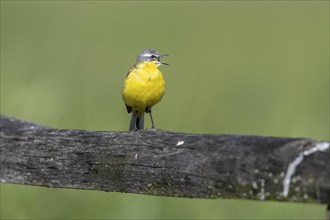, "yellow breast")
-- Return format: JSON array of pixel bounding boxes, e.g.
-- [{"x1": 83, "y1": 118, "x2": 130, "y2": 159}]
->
[{"x1": 122, "y1": 61, "x2": 165, "y2": 116}]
